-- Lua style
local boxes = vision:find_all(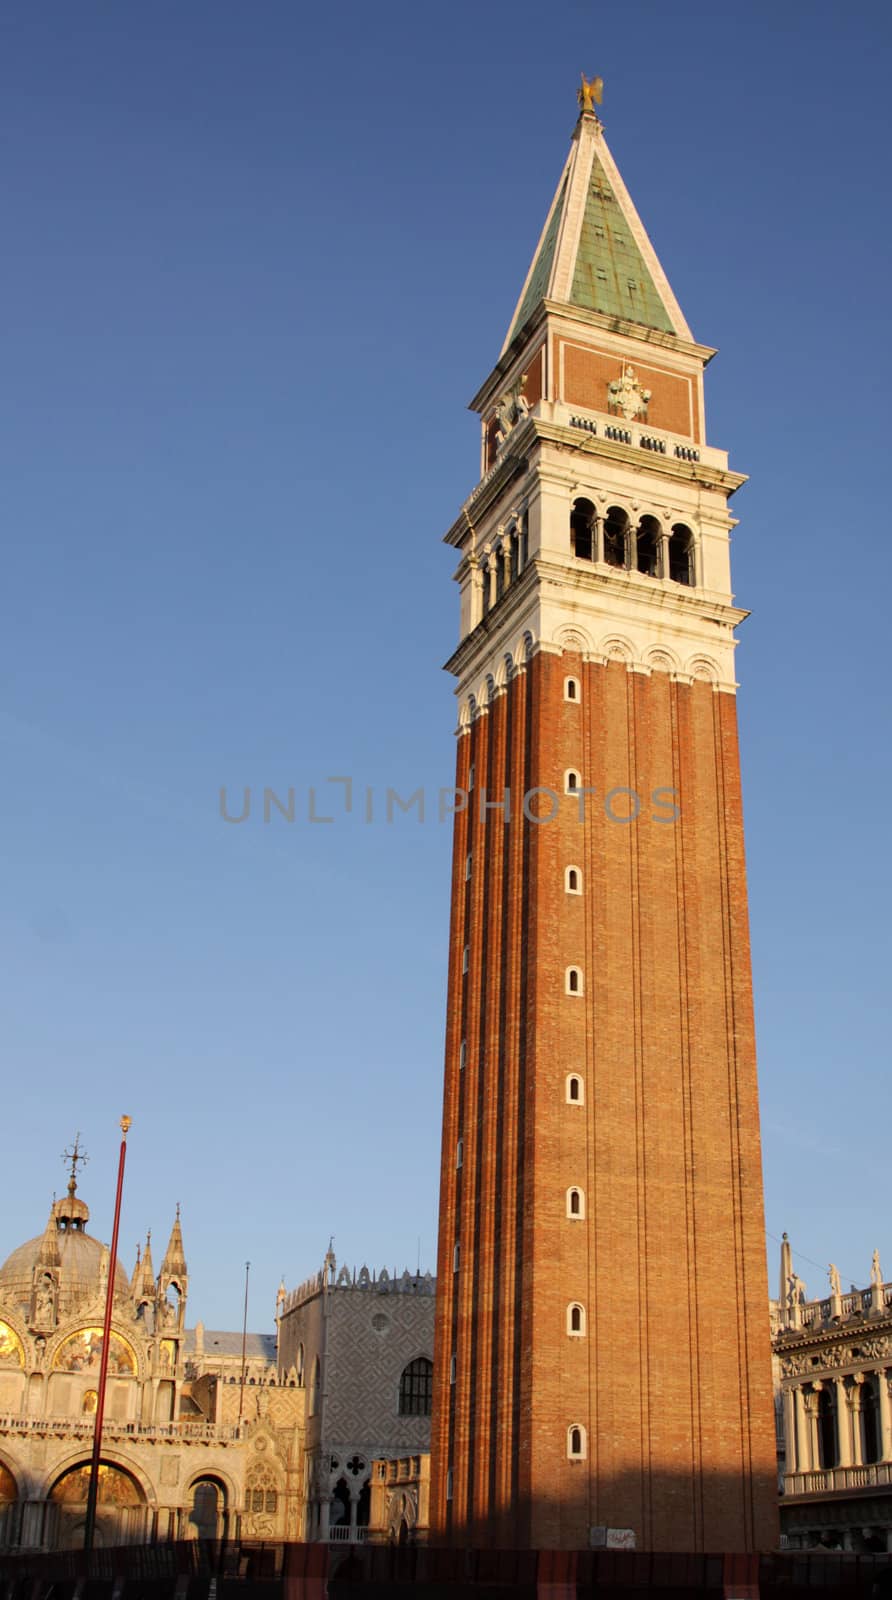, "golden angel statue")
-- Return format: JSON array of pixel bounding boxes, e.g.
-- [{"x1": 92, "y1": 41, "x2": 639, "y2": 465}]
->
[{"x1": 578, "y1": 74, "x2": 604, "y2": 114}]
